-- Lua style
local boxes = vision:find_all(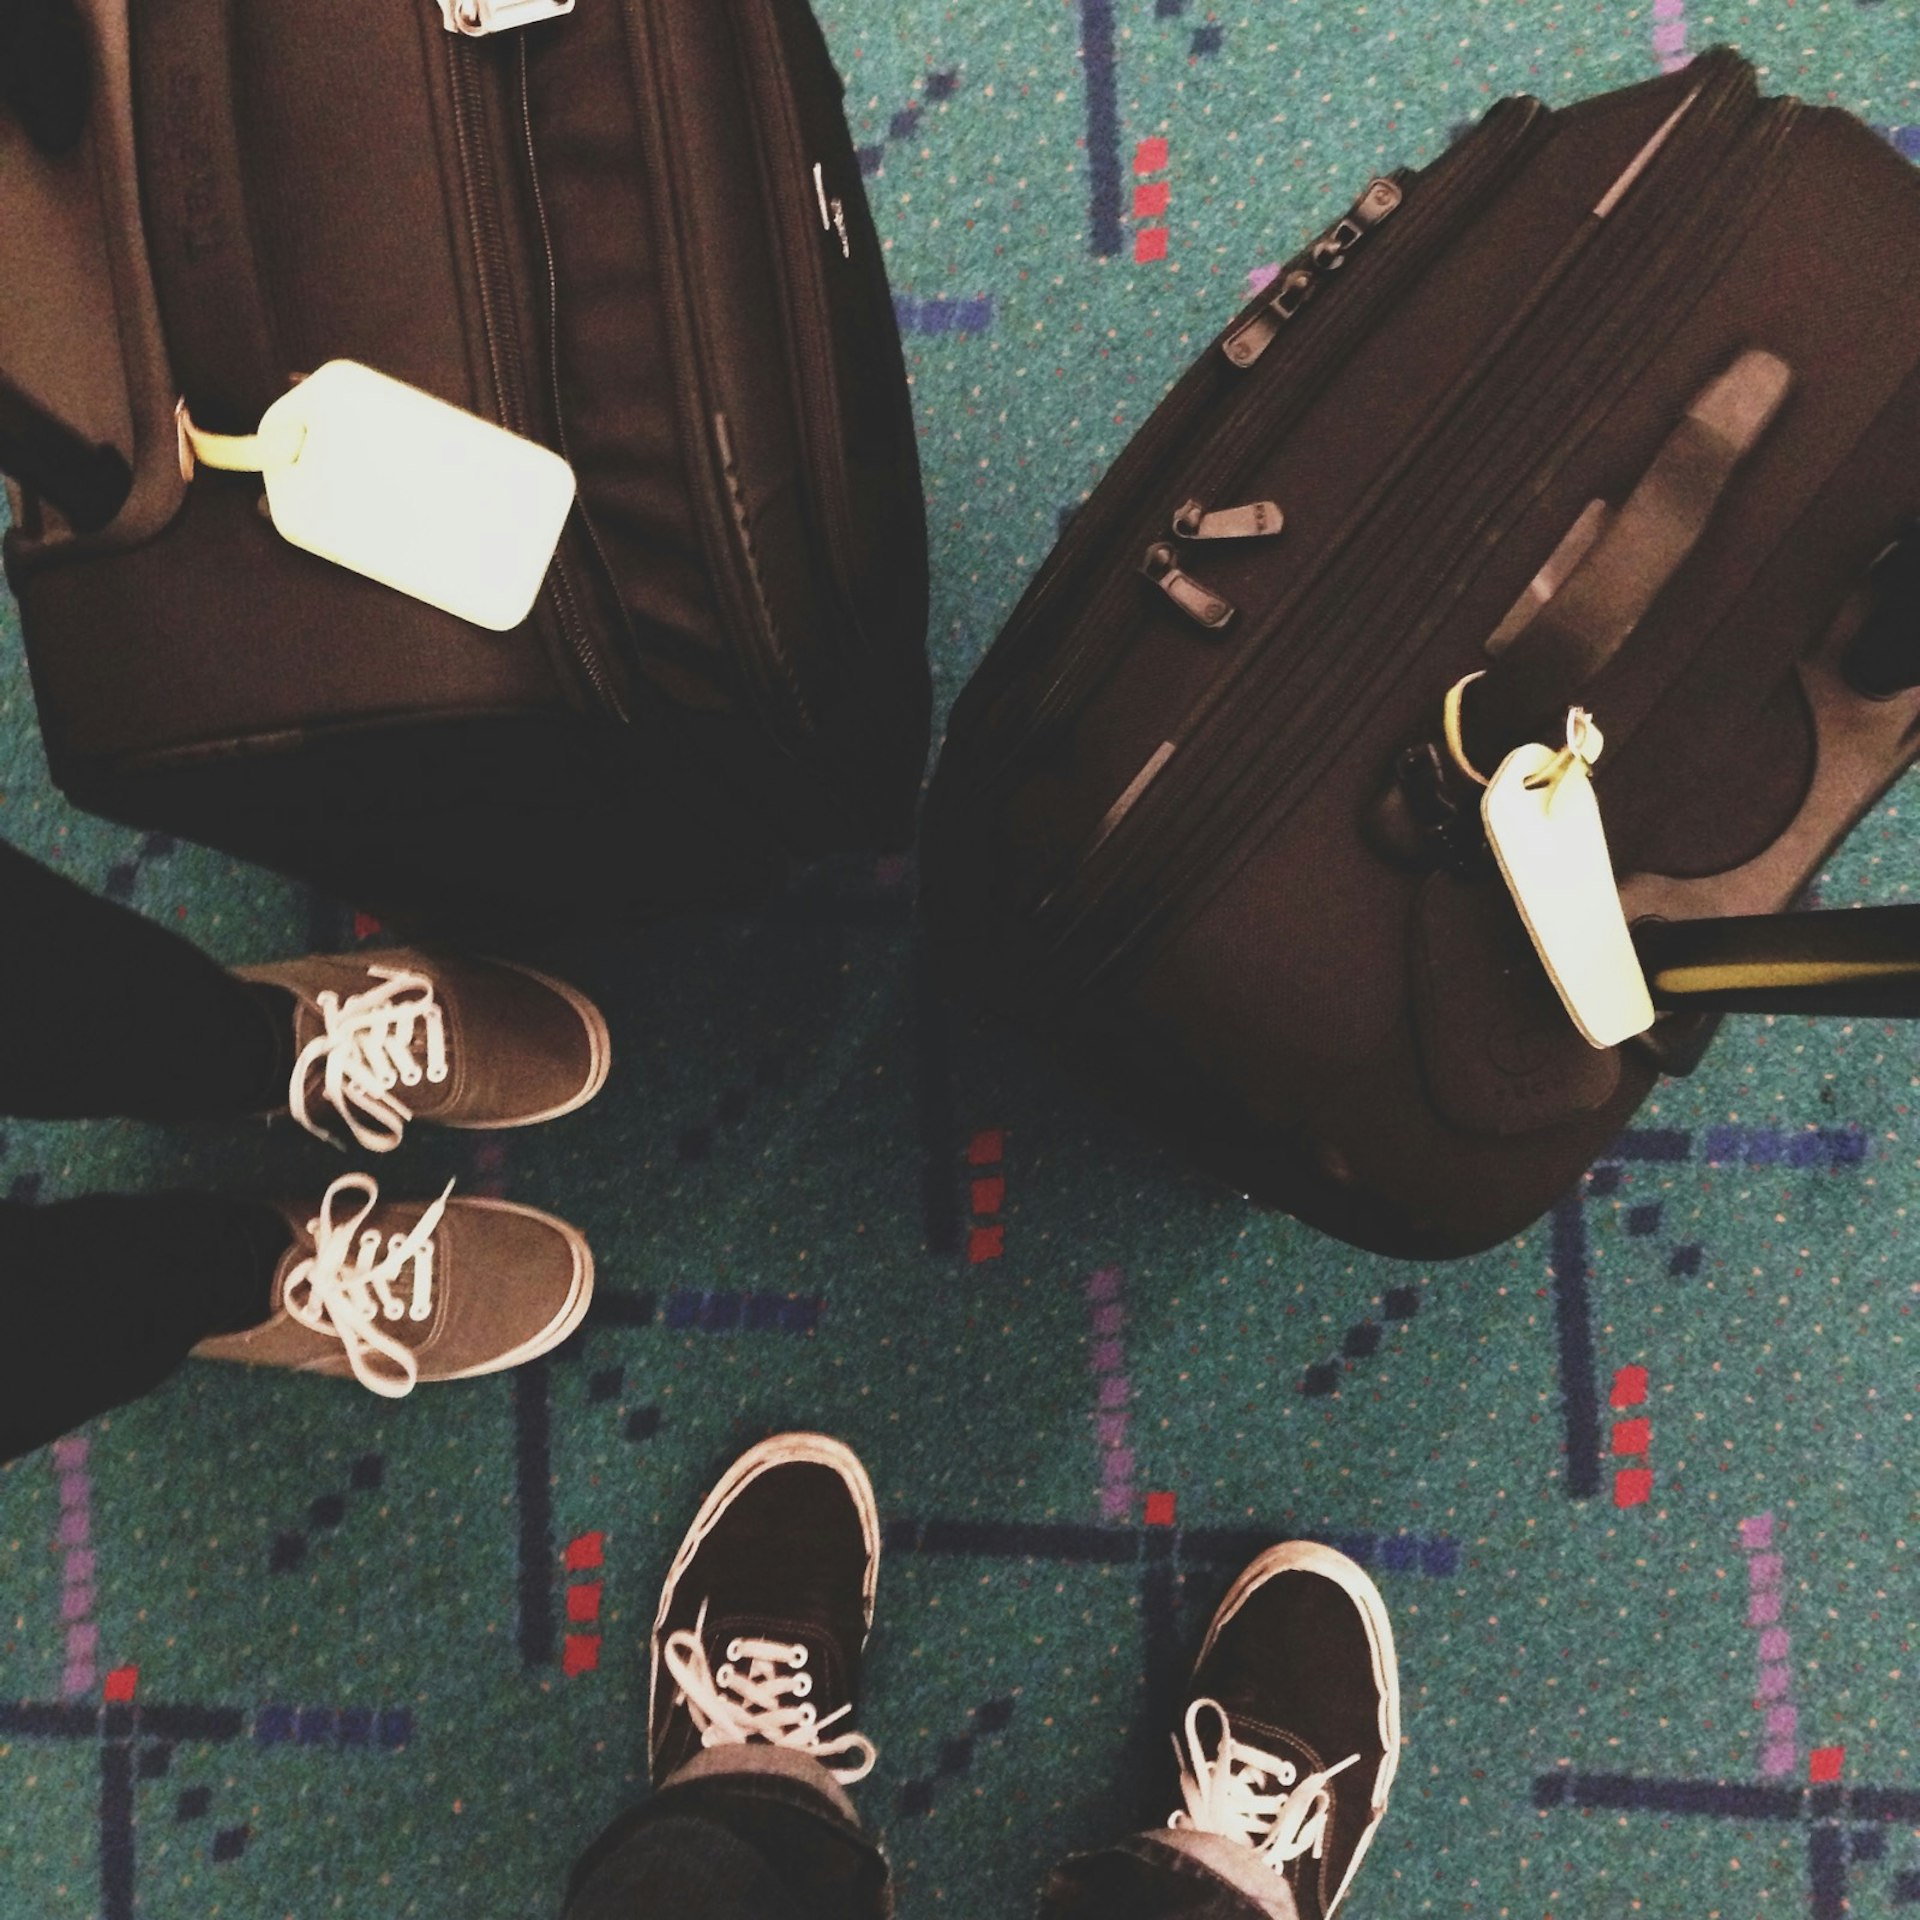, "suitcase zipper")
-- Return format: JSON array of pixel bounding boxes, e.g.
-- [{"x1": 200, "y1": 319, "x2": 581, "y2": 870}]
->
[
  {"x1": 956, "y1": 95, "x2": 1548, "y2": 776},
  {"x1": 1047, "y1": 67, "x2": 1795, "y2": 988},
  {"x1": 444, "y1": 32, "x2": 622, "y2": 715},
  {"x1": 618, "y1": 0, "x2": 817, "y2": 749}
]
